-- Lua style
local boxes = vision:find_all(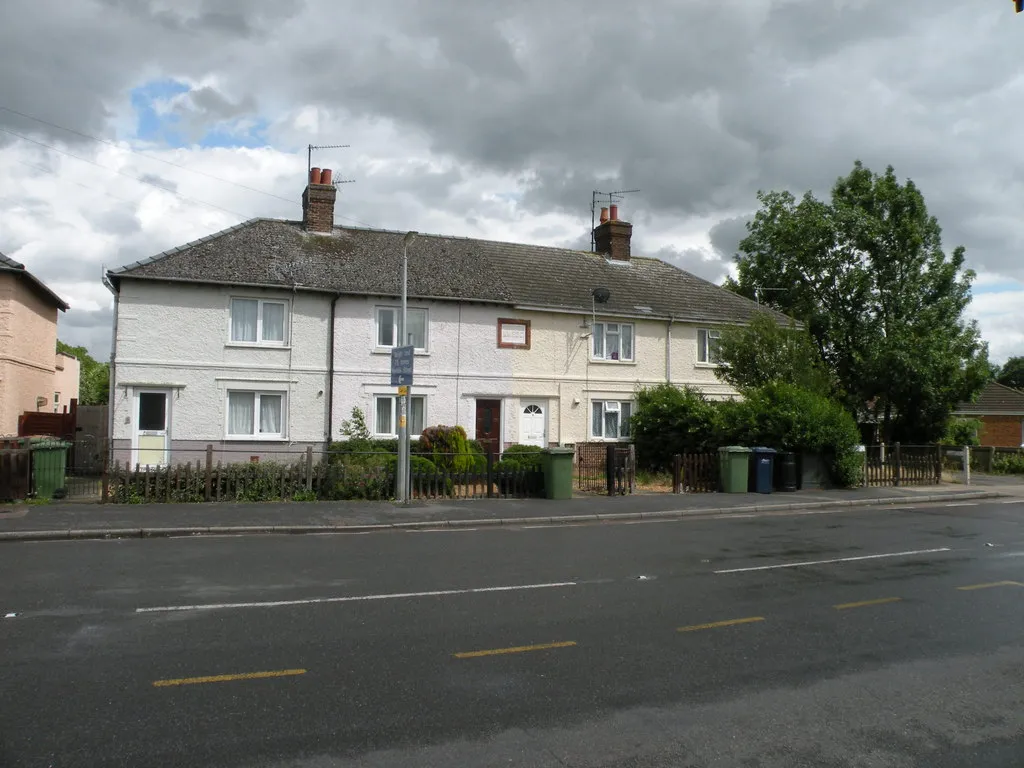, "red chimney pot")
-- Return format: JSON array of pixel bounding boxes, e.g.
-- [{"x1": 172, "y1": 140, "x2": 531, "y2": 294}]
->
[
  {"x1": 320, "y1": 168, "x2": 333, "y2": 185},
  {"x1": 609, "y1": 204, "x2": 619, "y2": 221},
  {"x1": 309, "y1": 167, "x2": 322, "y2": 185},
  {"x1": 599, "y1": 207, "x2": 609, "y2": 223}
]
